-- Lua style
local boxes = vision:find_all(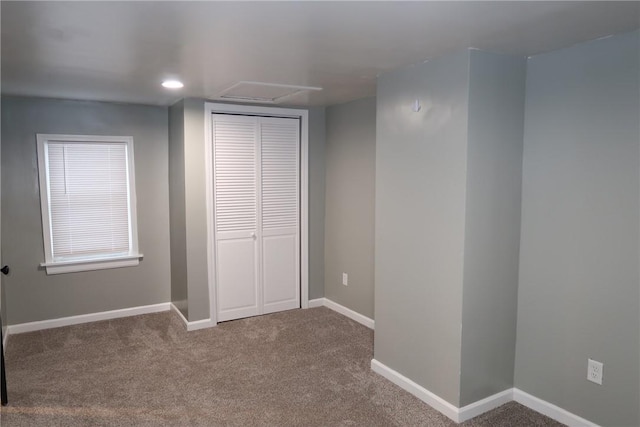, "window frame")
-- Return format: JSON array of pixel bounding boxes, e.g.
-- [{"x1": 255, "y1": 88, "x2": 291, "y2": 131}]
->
[{"x1": 36, "y1": 133, "x2": 143, "y2": 275}]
